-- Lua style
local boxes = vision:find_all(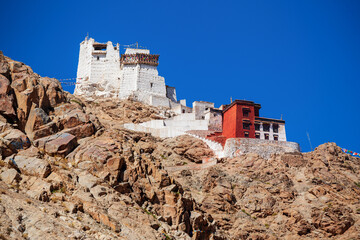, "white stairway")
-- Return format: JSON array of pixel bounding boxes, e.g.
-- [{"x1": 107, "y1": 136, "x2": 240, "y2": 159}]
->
[{"x1": 186, "y1": 133, "x2": 225, "y2": 158}]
